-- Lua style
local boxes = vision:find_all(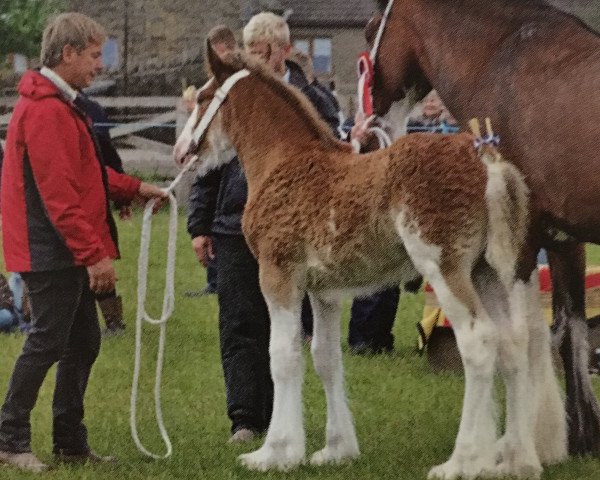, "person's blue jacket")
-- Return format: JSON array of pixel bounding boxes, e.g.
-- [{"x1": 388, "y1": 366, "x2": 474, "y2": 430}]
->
[{"x1": 187, "y1": 60, "x2": 341, "y2": 238}]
